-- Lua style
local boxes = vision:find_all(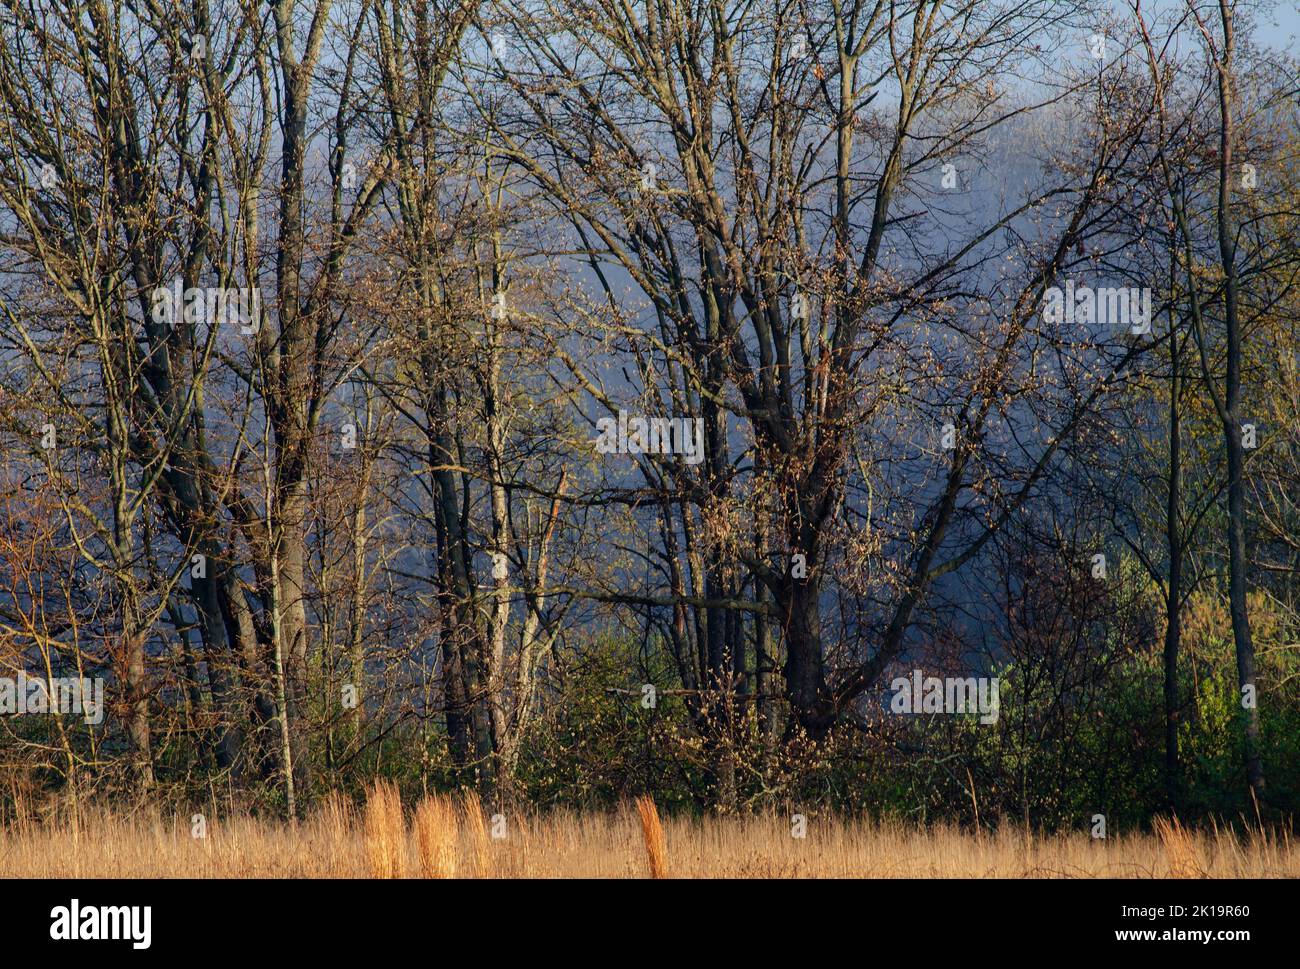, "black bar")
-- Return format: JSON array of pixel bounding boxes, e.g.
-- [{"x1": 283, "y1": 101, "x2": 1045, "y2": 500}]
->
[{"x1": 3, "y1": 877, "x2": 1280, "y2": 957}]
